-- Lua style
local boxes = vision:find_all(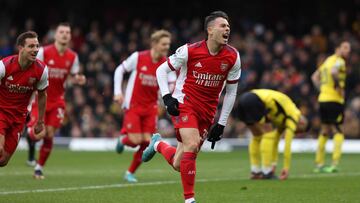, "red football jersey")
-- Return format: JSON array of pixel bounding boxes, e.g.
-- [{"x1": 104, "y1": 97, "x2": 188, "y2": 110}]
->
[
  {"x1": 37, "y1": 44, "x2": 79, "y2": 109},
  {"x1": 168, "y1": 40, "x2": 241, "y2": 119},
  {"x1": 0, "y1": 55, "x2": 48, "y2": 122},
  {"x1": 122, "y1": 50, "x2": 167, "y2": 109}
]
